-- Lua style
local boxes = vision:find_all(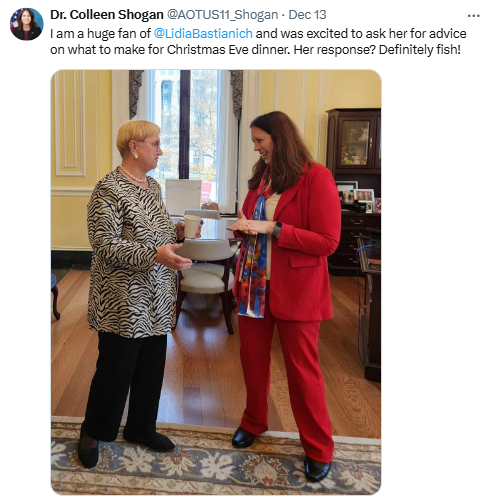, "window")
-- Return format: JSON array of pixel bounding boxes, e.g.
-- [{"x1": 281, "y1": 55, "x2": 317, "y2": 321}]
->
[{"x1": 150, "y1": 70, "x2": 219, "y2": 206}]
